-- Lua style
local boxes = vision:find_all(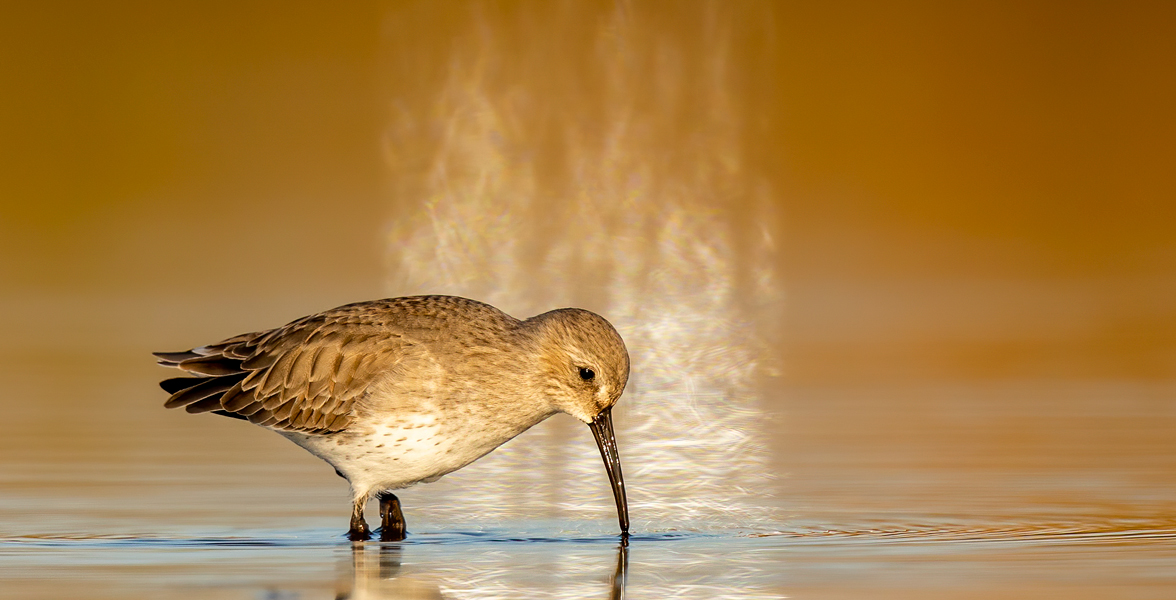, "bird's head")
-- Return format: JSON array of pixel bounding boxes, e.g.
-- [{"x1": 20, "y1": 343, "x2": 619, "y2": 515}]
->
[
  {"x1": 528, "y1": 308, "x2": 630, "y2": 423},
  {"x1": 527, "y1": 307, "x2": 631, "y2": 534}
]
